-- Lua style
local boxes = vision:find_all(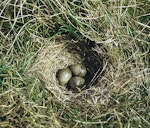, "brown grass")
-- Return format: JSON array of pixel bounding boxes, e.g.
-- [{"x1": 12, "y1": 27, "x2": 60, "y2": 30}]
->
[{"x1": 0, "y1": 0, "x2": 149, "y2": 127}]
